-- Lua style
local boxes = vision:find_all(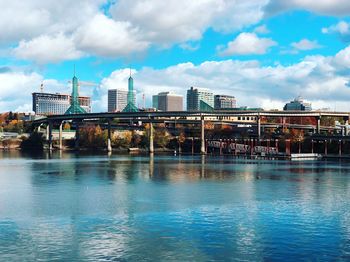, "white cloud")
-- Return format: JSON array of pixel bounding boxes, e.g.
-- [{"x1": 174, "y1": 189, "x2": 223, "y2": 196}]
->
[
  {"x1": 291, "y1": 39, "x2": 322, "y2": 51},
  {"x1": 333, "y1": 45, "x2": 350, "y2": 68},
  {"x1": 110, "y1": 0, "x2": 268, "y2": 45},
  {"x1": 254, "y1": 25, "x2": 270, "y2": 34},
  {"x1": 95, "y1": 45, "x2": 350, "y2": 112},
  {"x1": 110, "y1": 0, "x2": 218, "y2": 44},
  {"x1": 1, "y1": 0, "x2": 350, "y2": 64},
  {"x1": 218, "y1": 33, "x2": 277, "y2": 56},
  {"x1": 322, "y1": 21, "x2": 350, "y2": 42},
  {"x1": 1, "y1": 0, "x2": 271, "y2": 63},
  {"x1": 265, "y1": 0, "x2": 350, "y2": 16},
  {"x1": 13, "y1": 33, "x2": 84, "y2": 64},
  {"x1": 74, "y1": 14, "x2": 149, "y2": 57},
  {"x1": 0, "y1": 0, "x2": 104, "y2": 44},
  {"x1": 0, "y1": 68, "x2": 70, "y2": 112},
  {"x1": 209, "y1": 0, "x2": 269, "y2": 33},
  {"x1": 4, "y1": 44, "x2": 350, "y2": 113}
]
